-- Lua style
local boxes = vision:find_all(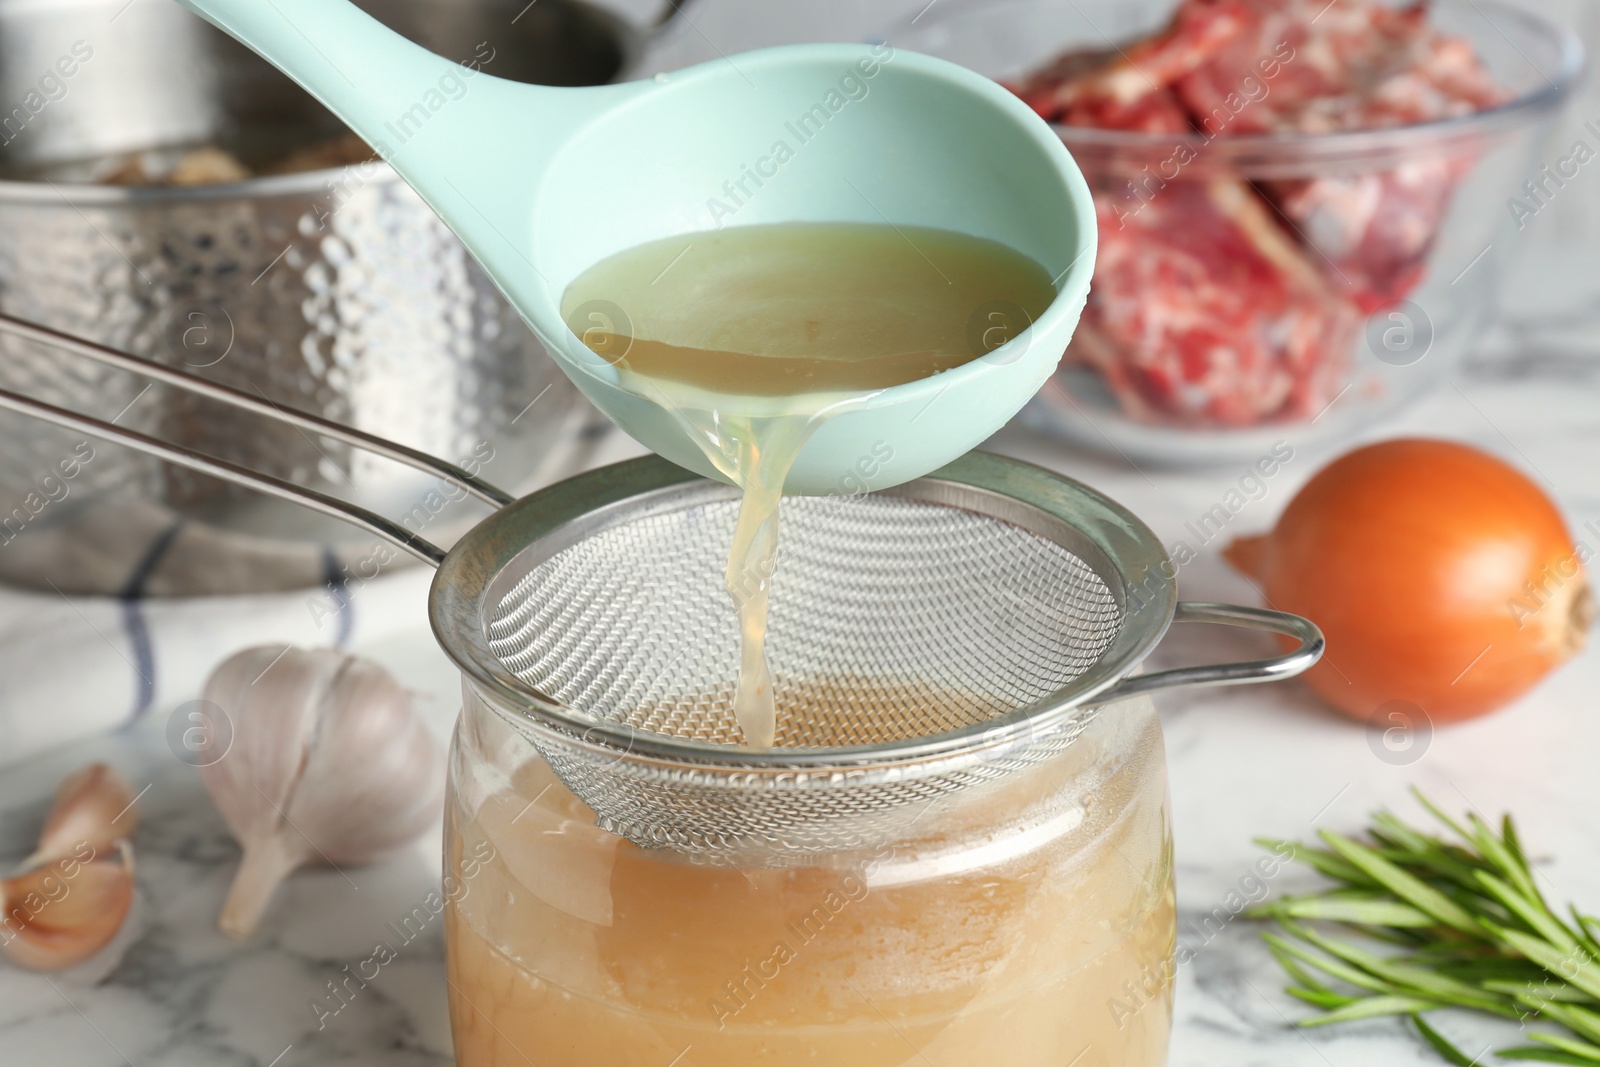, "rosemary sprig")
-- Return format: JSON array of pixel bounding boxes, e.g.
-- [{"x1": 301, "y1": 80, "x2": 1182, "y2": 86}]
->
[{"x1": 1252, "y1": 790, "x2": 1600, "y2": 1065}]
